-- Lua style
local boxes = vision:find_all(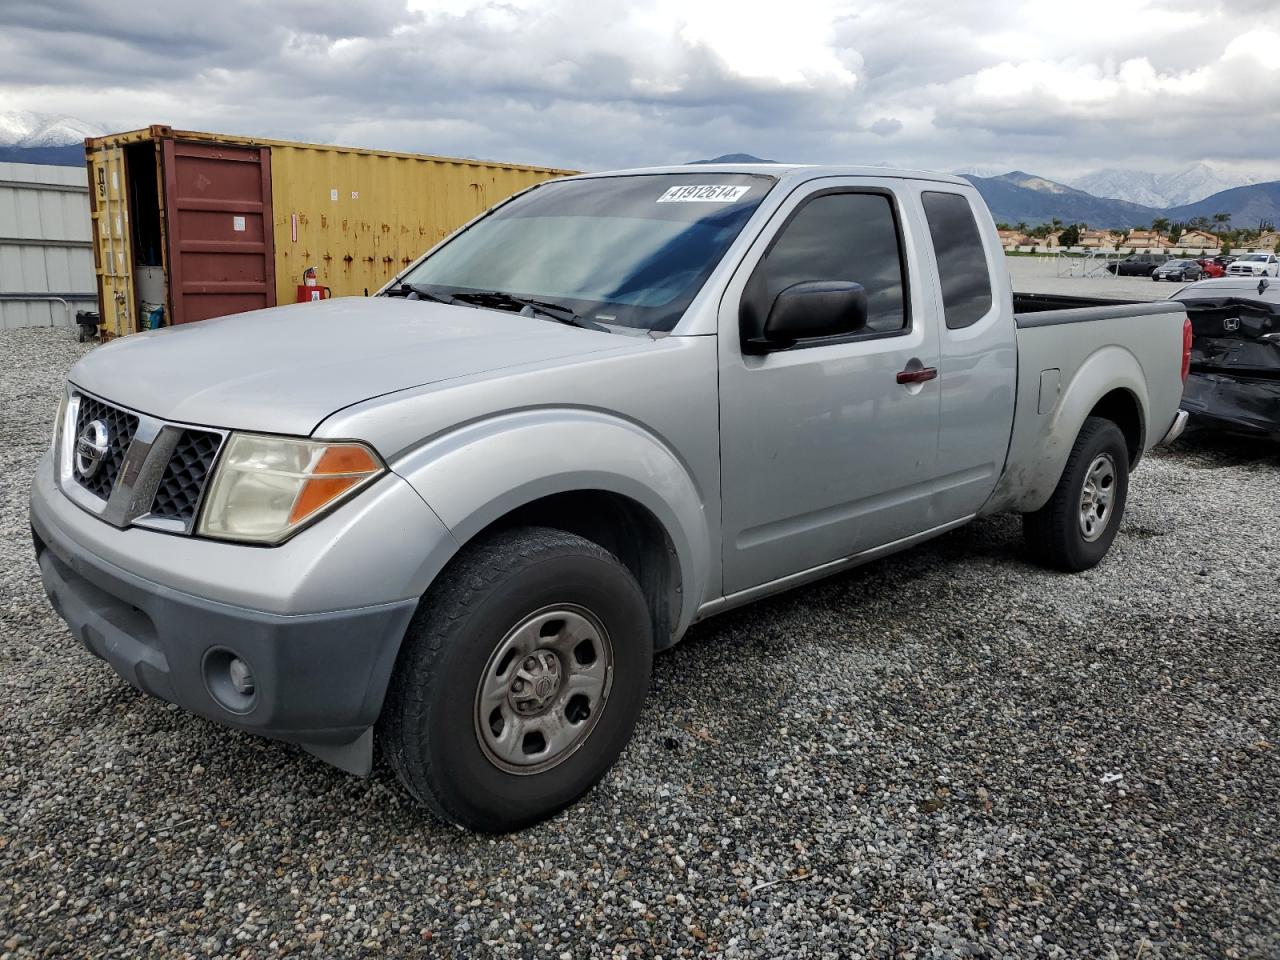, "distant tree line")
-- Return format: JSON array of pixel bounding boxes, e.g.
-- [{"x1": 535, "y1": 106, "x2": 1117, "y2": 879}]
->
[{"x1": 995, "y1": 213, "x2": 1276, "y2": 251}]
